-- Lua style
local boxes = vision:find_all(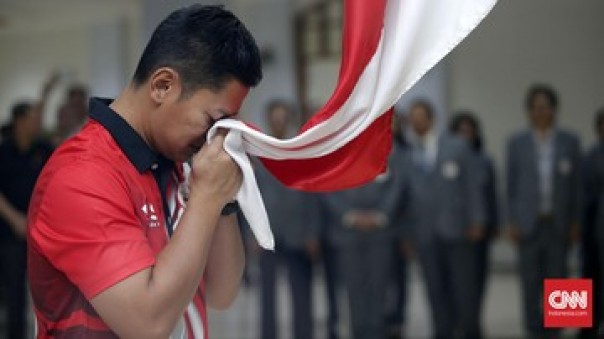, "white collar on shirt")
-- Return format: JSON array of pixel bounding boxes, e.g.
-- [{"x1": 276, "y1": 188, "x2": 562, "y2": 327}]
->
[{"x1": 416, "y1": 129, "x2": 439, "y2": 164}]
